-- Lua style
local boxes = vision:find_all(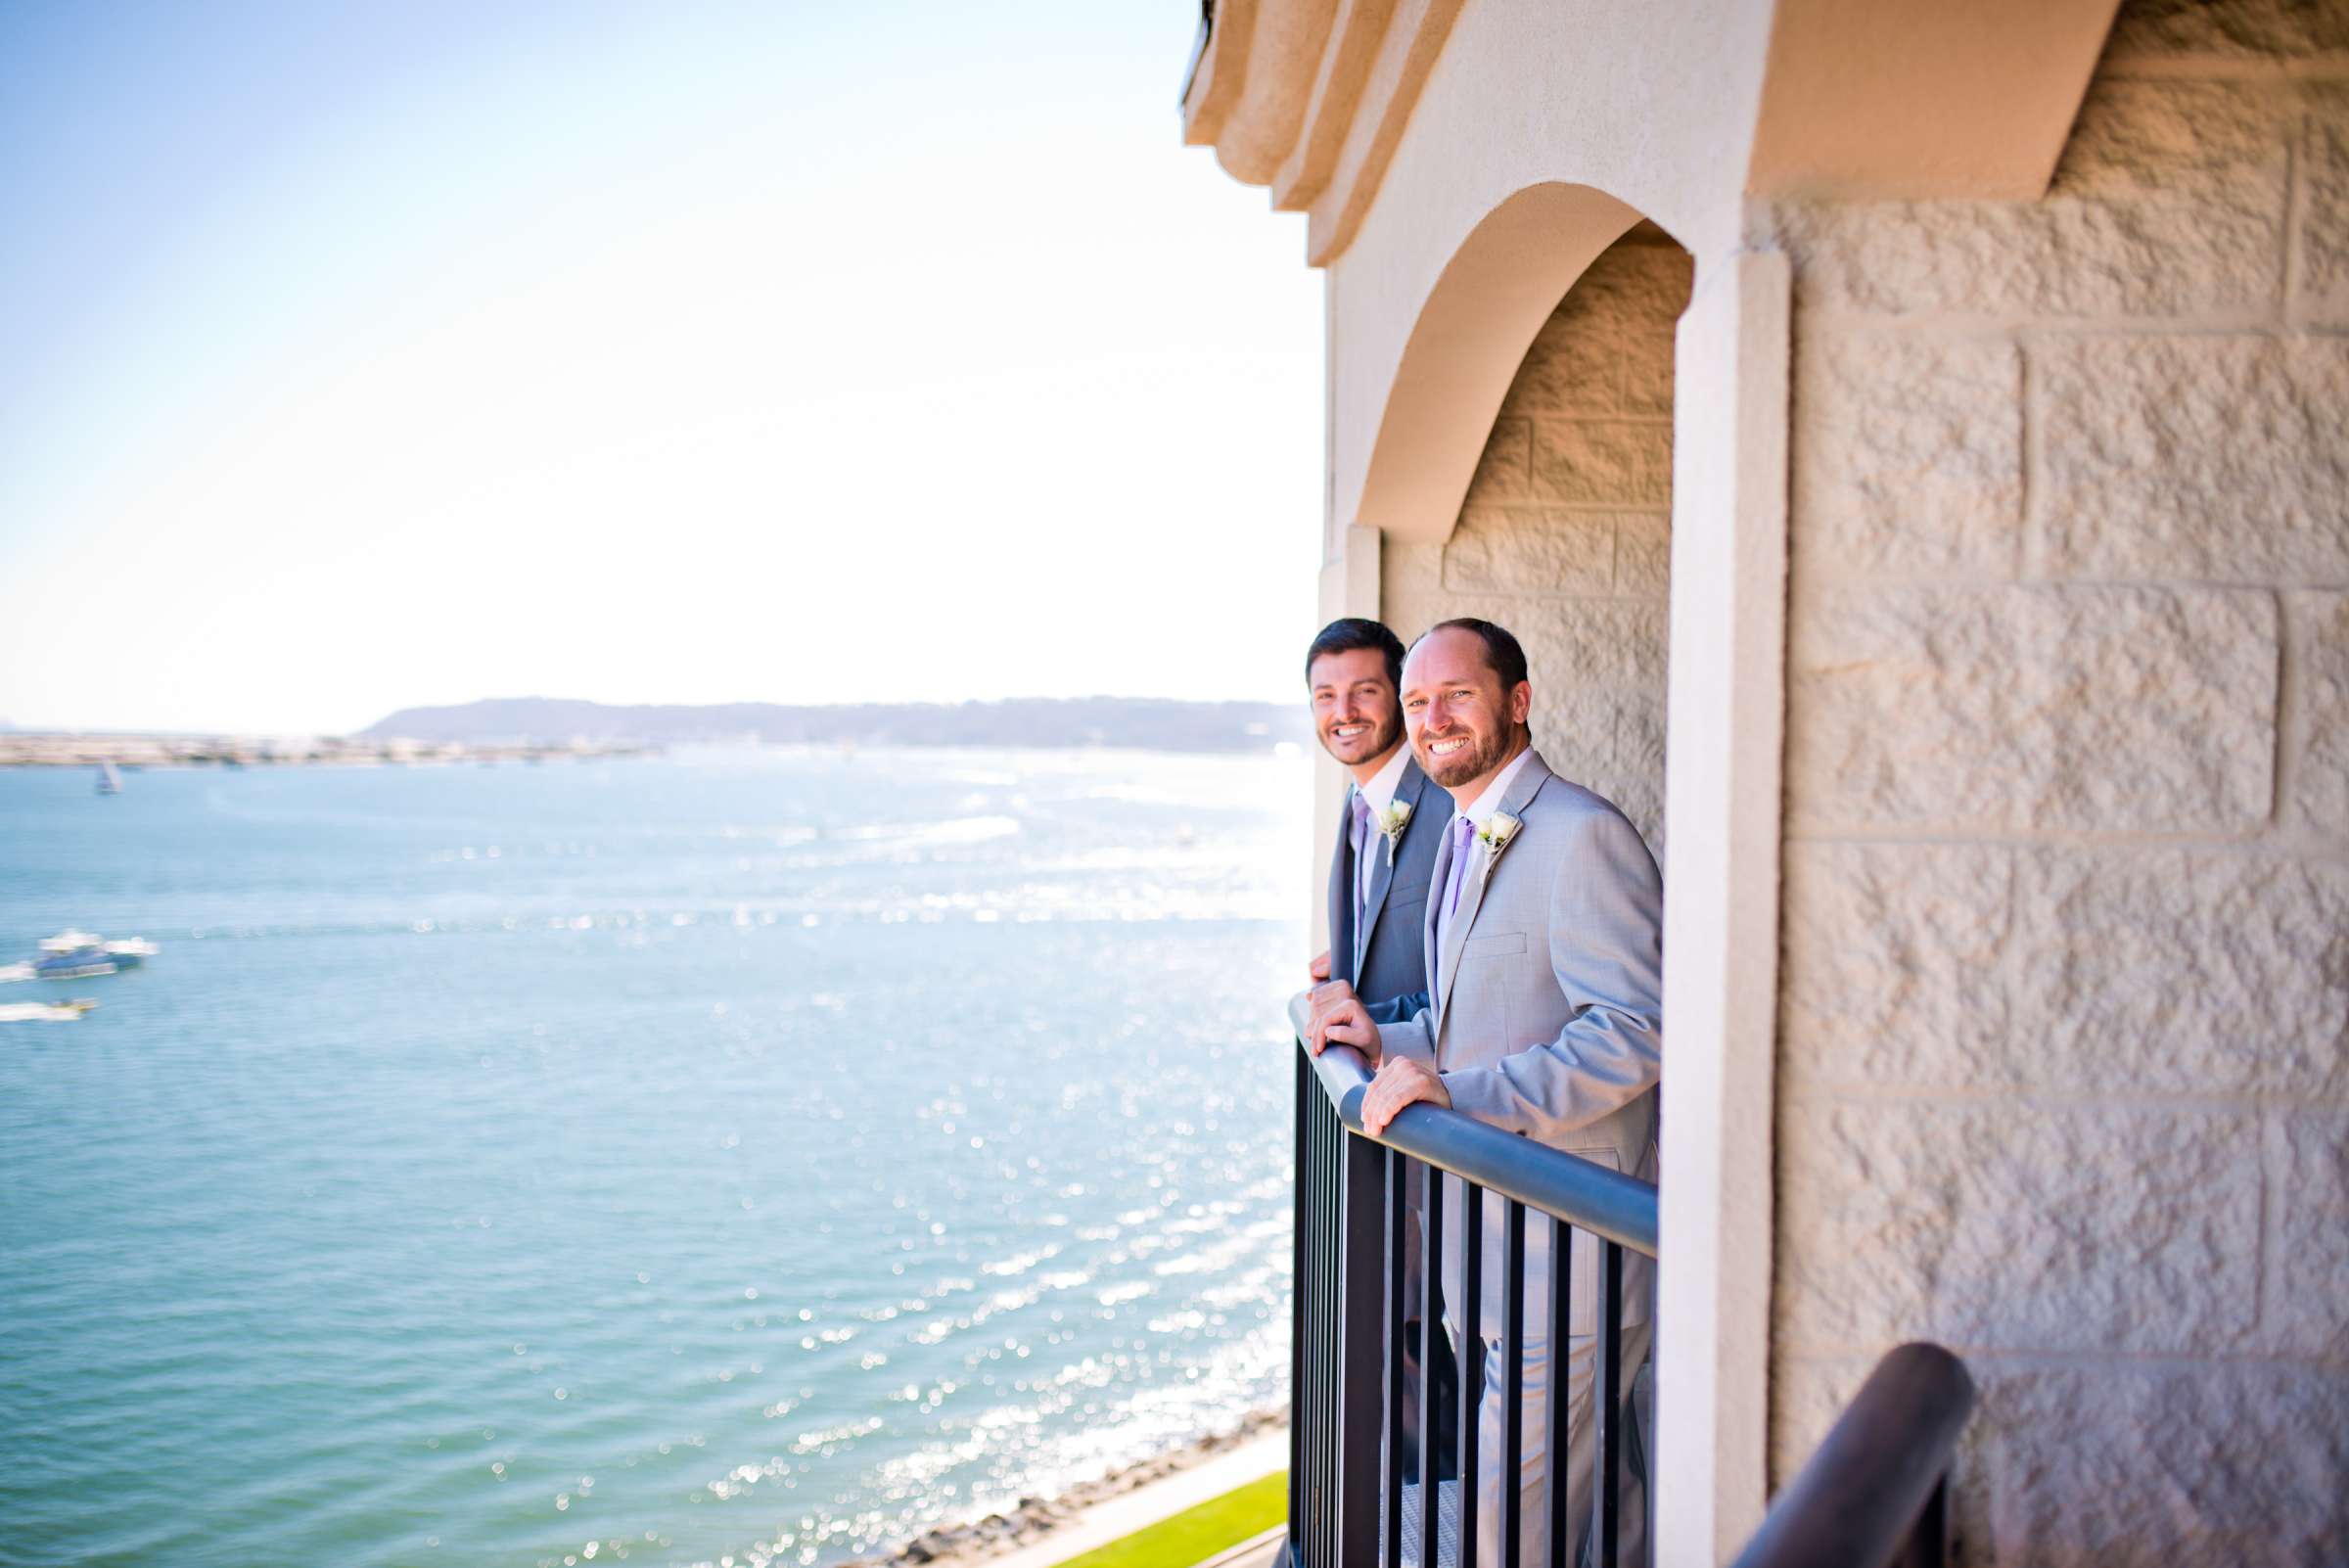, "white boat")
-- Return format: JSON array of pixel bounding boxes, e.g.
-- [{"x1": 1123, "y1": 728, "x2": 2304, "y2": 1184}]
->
[
  {"x1": 96, "y1": 762, "x2": 121, "y2": 795},
  {"x1": 0, "y1": 998, "x2": 96, "y2": 1022},
  {"x1": 0, "y1": 962, "x2": 33, "y2": 984}
]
